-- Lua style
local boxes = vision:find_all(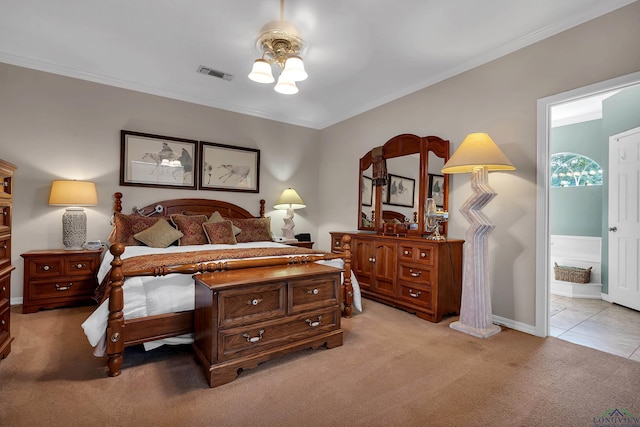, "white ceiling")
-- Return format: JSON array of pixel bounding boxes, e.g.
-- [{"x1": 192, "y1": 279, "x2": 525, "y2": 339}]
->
[{"x1": 0, "y1": 0, "x2": 635, "y2": 130}]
